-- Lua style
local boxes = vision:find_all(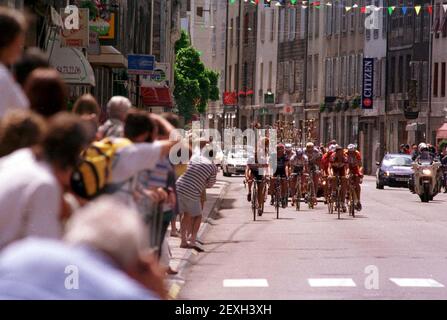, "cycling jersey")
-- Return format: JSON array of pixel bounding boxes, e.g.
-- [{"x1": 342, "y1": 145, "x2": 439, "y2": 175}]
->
[
  {"x1": 247, "y1": 153, "x2": 268, "y2": 180},
  {"x1": 321, "y1": 151, "x2": 334, "y2": 175},
  {"x1": 290, "y1": 154, "x2": 308, "y2": 174},
  {"x1": 346, "y1": 150, "x2": 362, "y2": 176},
  {"x1": 330, "y1": 153, "x2": 348, "y2": 176},
  {"x1": 273, "y1": 154, "x2": 288, "y2": 177},
  {"x1": 305, "y1": 148, "x2": 322, "y2": 171}
]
